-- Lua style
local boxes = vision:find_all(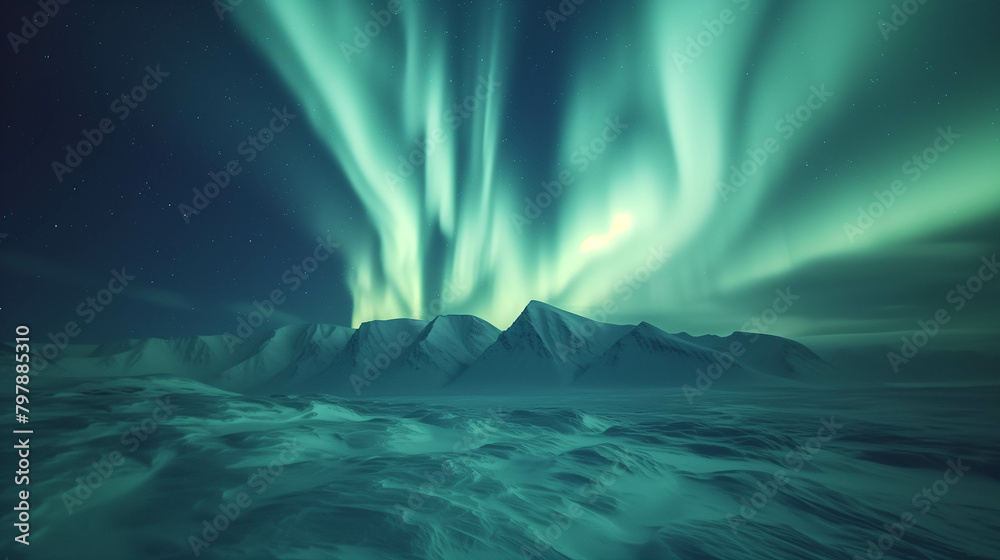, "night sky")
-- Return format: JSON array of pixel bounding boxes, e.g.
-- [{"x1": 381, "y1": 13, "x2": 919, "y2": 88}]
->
[{"x1": 2, "y1": 1, "x2": 998, "y2": 370}]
